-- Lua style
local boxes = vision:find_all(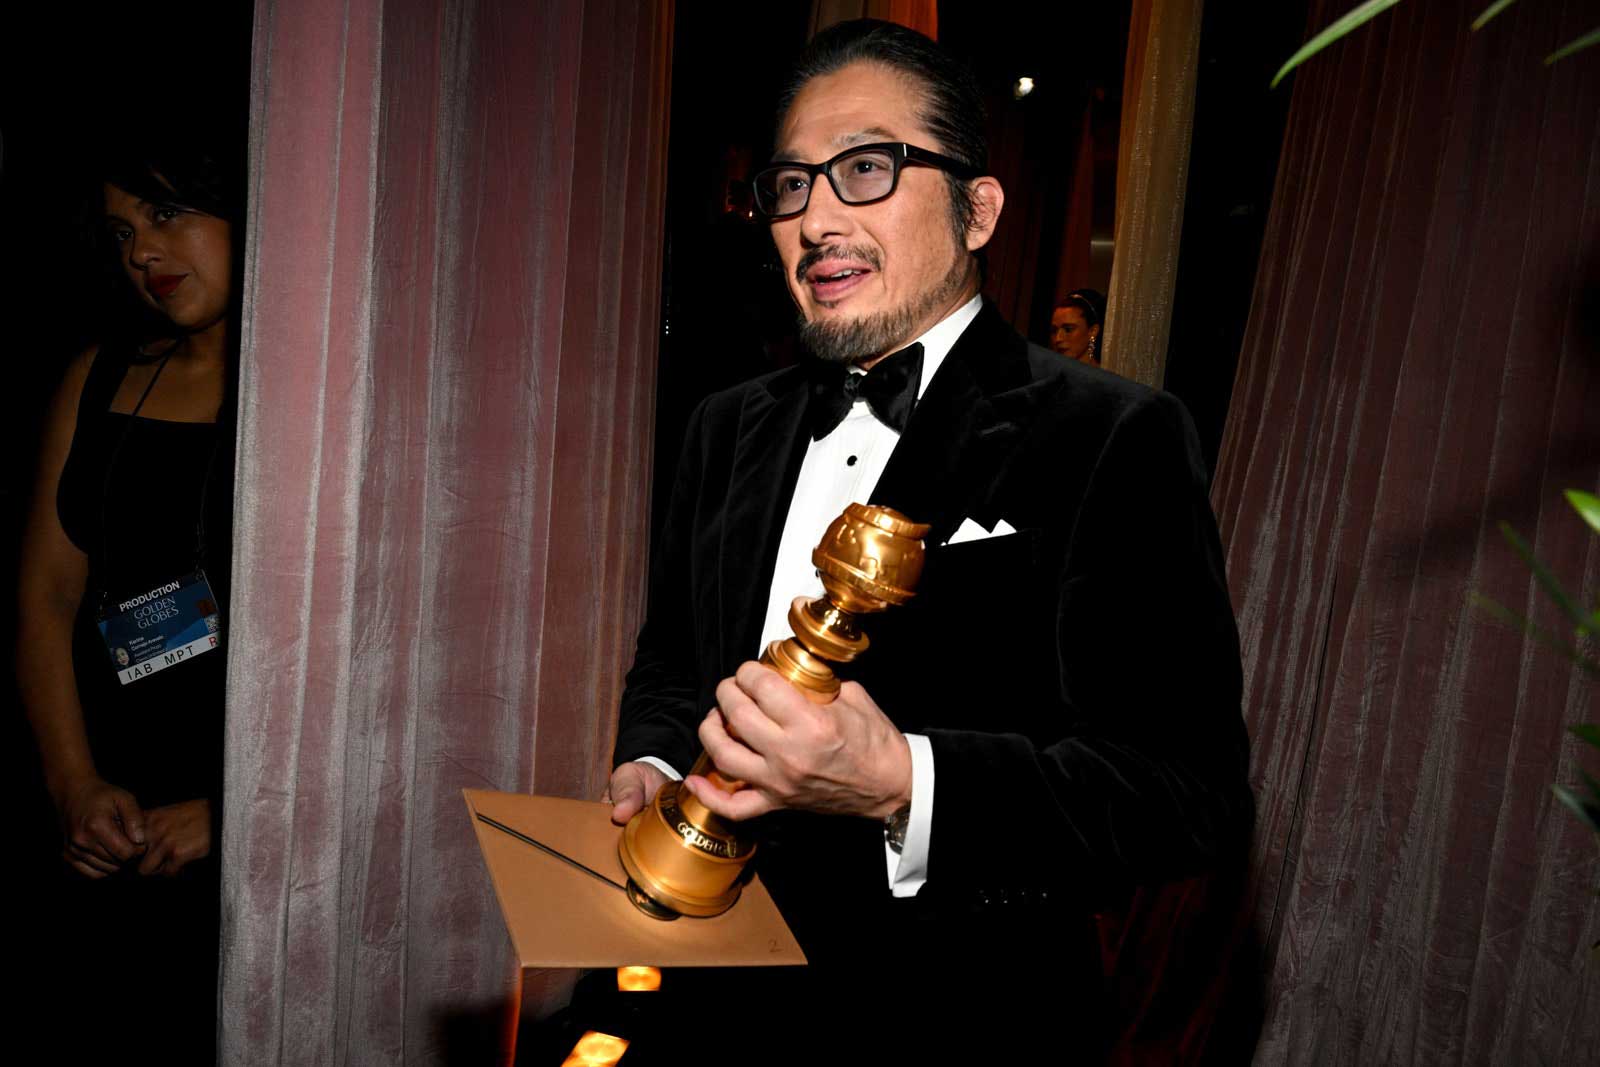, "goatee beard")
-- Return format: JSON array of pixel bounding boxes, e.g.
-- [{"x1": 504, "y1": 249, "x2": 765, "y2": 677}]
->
[{"x1": 797, "y1": 250, "x2": 972, "y2": 365}]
